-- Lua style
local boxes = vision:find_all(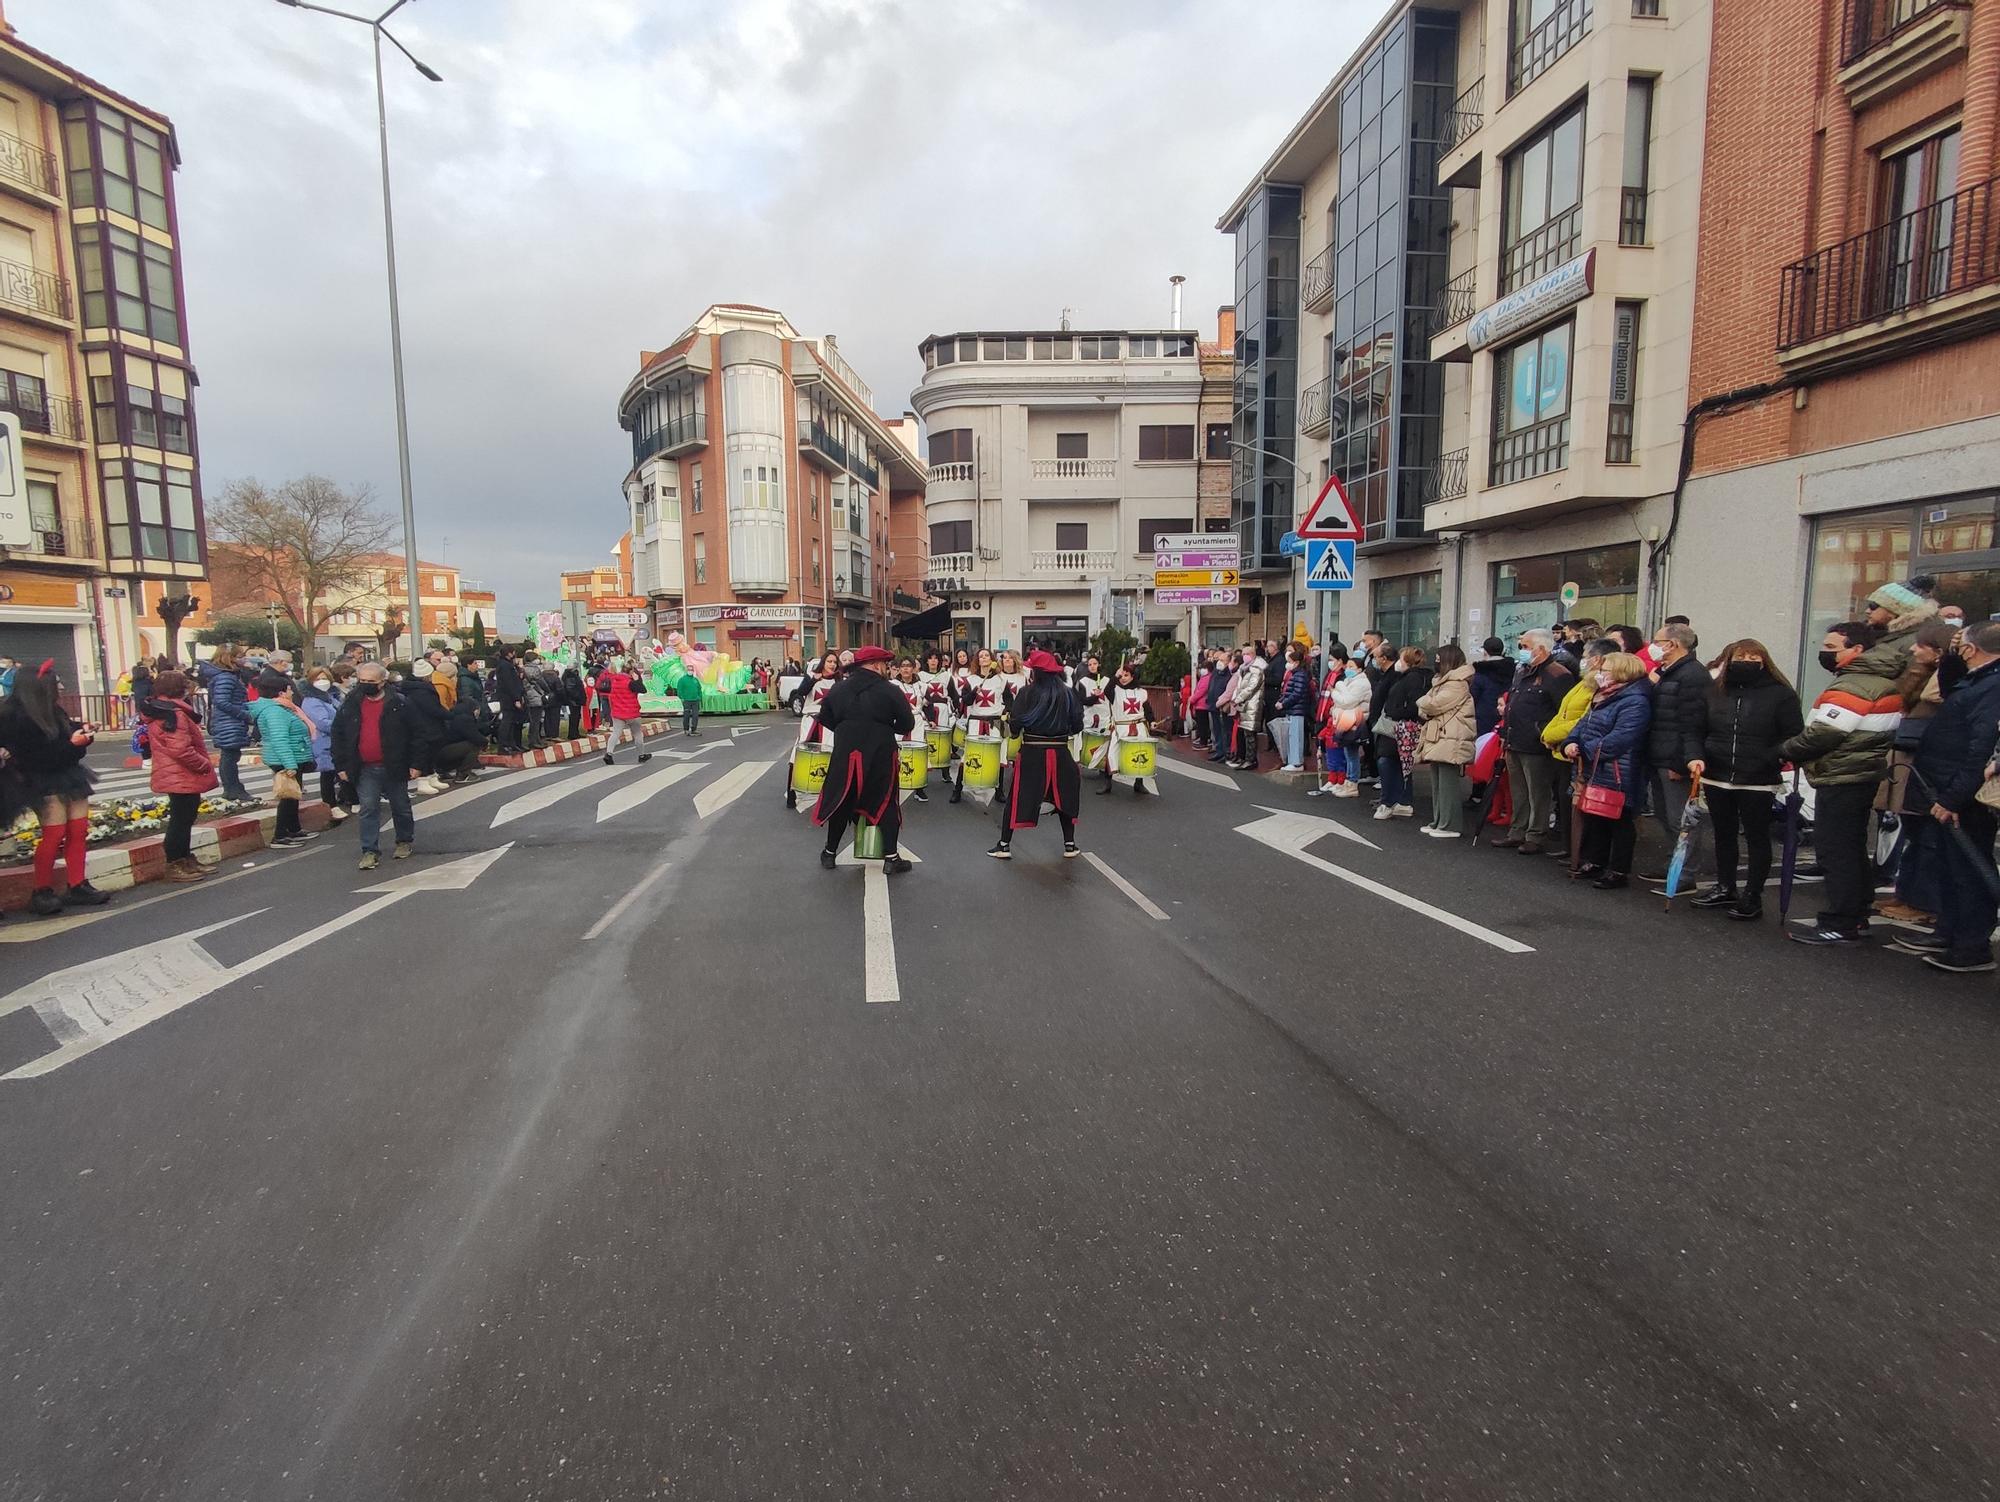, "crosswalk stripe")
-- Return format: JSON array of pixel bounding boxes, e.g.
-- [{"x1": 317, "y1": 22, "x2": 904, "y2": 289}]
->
[
  {"x1": 412, "y1": 763, "x2": 565, "y2": 822},
  {"x1": 595, "y1": 763, "x2": 701, "y2": 824},
  {"x1": 490, "y1": 763, "x2": 630, "y2": 828},
  {"x1": 692, "y1": 759, "x2": 771, "y2": 819}
]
